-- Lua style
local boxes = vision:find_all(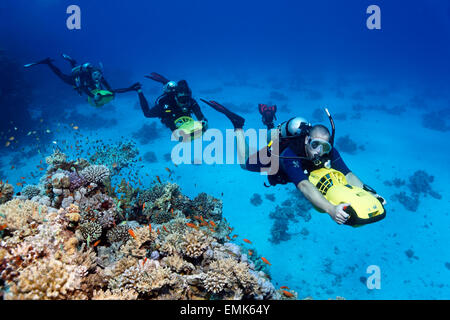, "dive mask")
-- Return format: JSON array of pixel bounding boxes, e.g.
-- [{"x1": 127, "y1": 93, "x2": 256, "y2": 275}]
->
[{"x1": 309, "y1": 138, "x2": 332, "y2": 155}]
